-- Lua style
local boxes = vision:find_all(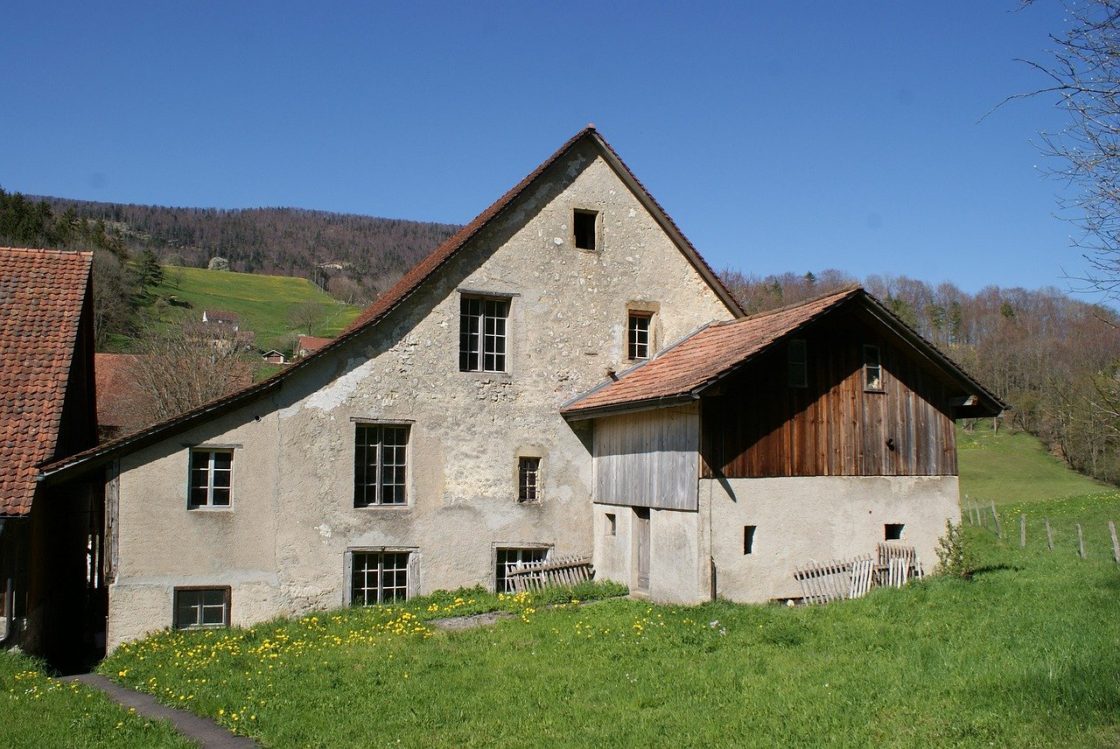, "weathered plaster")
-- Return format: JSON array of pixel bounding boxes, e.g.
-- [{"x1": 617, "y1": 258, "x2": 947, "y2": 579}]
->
[{"x1": 107, "y1": 144, "x2": 733, "y2": 649}]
